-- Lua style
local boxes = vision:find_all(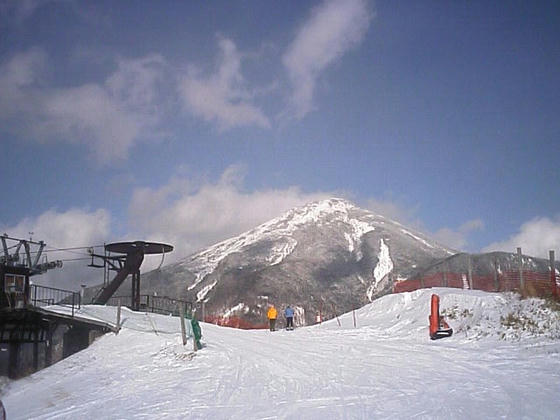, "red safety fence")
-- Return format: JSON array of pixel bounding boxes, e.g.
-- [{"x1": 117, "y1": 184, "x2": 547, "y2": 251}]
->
[
  {"x1": 204, "y1": 315, "x2": 268, "y2": 330},
  {"x1": 394, "y1": 270, "x2": 559, "y2": 298}
]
